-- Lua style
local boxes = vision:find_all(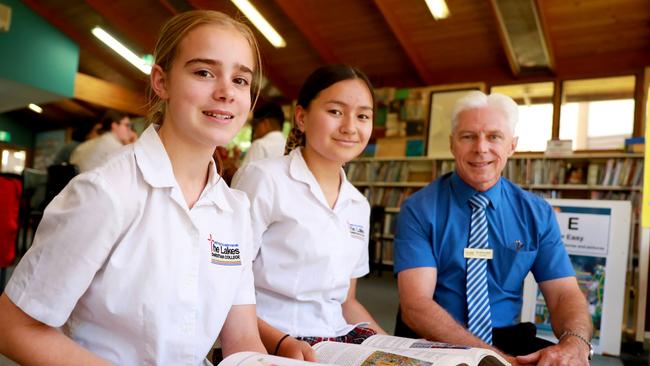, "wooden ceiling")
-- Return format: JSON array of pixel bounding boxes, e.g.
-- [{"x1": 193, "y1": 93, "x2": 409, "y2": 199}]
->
[{"x1": 13, "y1": 0, "x2": 650, "y2": 131}]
